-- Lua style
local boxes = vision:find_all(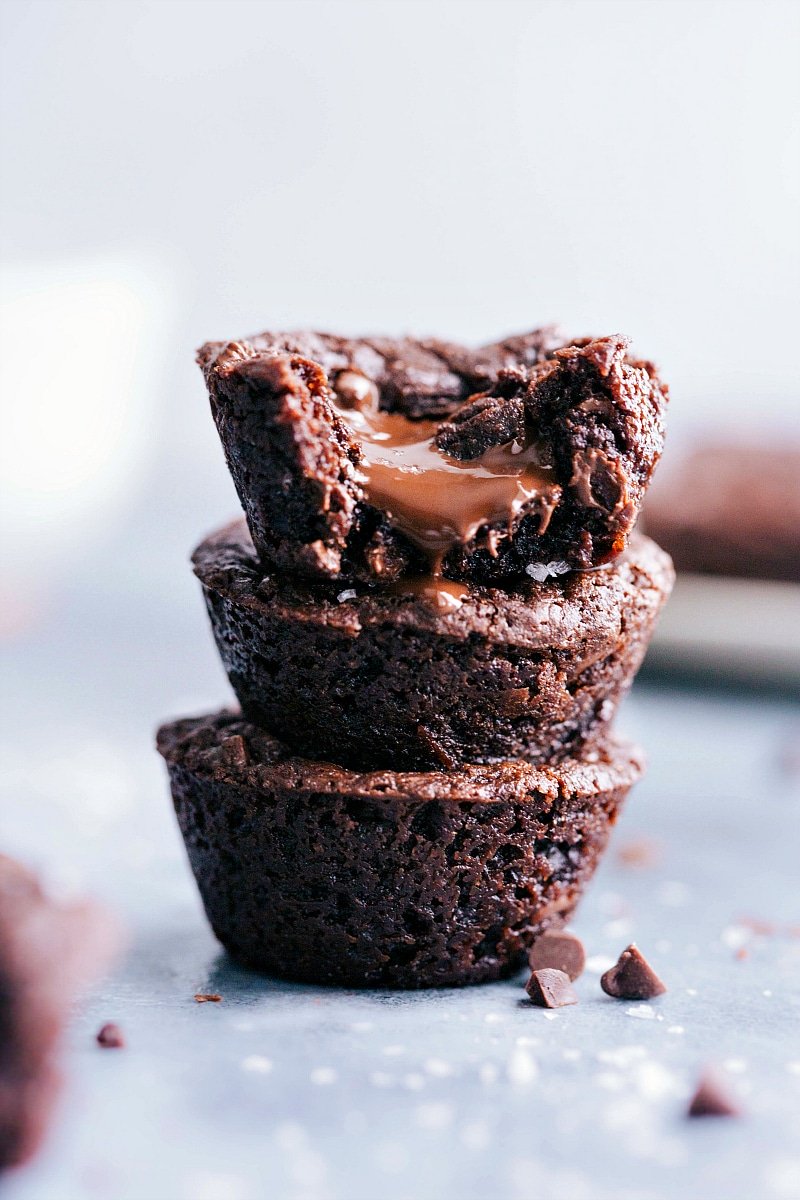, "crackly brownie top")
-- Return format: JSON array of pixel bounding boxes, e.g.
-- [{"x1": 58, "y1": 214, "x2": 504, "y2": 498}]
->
[
  {"x1": 198, "y1": 328, "x2": 564, "y2": 420},
  {"x1": 198, "y1": 328, "x2": 668, "y2": 583},
  {"x1": 157, "y1": 711, "x2": 644, "y2": 805}
]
